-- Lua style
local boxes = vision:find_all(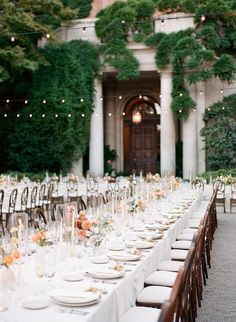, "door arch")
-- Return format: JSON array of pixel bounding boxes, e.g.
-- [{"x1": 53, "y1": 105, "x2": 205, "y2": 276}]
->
[{"x1": 123, "y1": 95, "x2": 160, "y2": 175}]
